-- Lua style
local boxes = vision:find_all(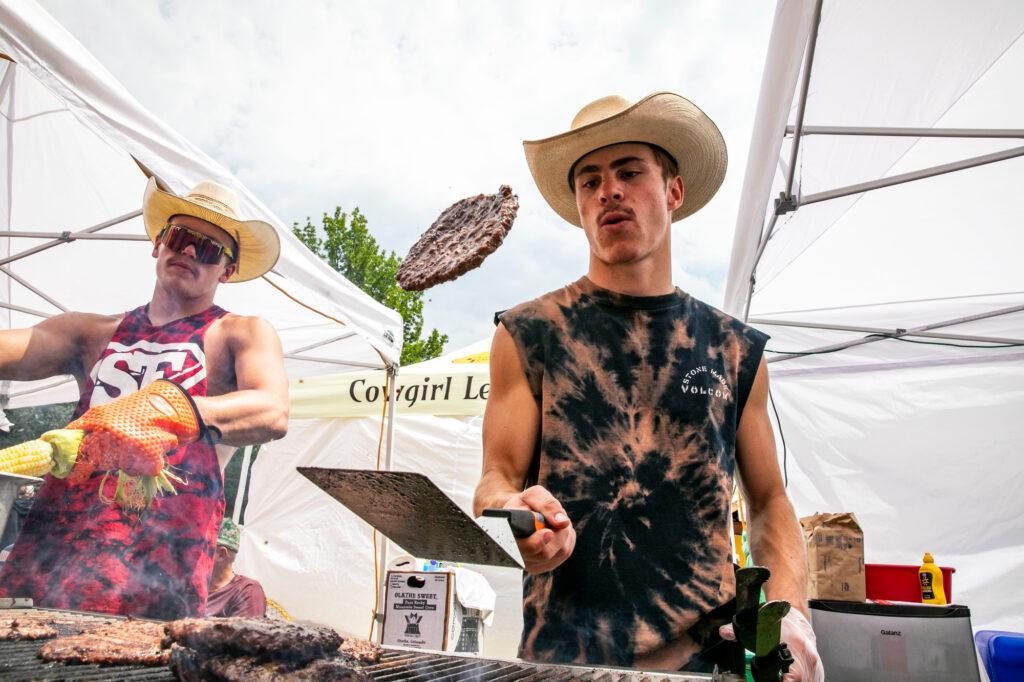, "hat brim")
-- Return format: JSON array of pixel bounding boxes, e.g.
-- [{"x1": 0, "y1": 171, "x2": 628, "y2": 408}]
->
[
  {"x1": 143, "y1": 177, "x2": 280, "y2": 282},
  {"x1": 523, "y1": 92, "x2": 728, "y2": 228}
]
